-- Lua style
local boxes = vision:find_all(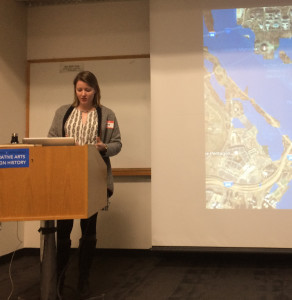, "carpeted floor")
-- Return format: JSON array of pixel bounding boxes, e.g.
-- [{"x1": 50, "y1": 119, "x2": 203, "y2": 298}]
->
[{"x1": 1, "y1": 249, "x2": 292, "y2": 300}]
